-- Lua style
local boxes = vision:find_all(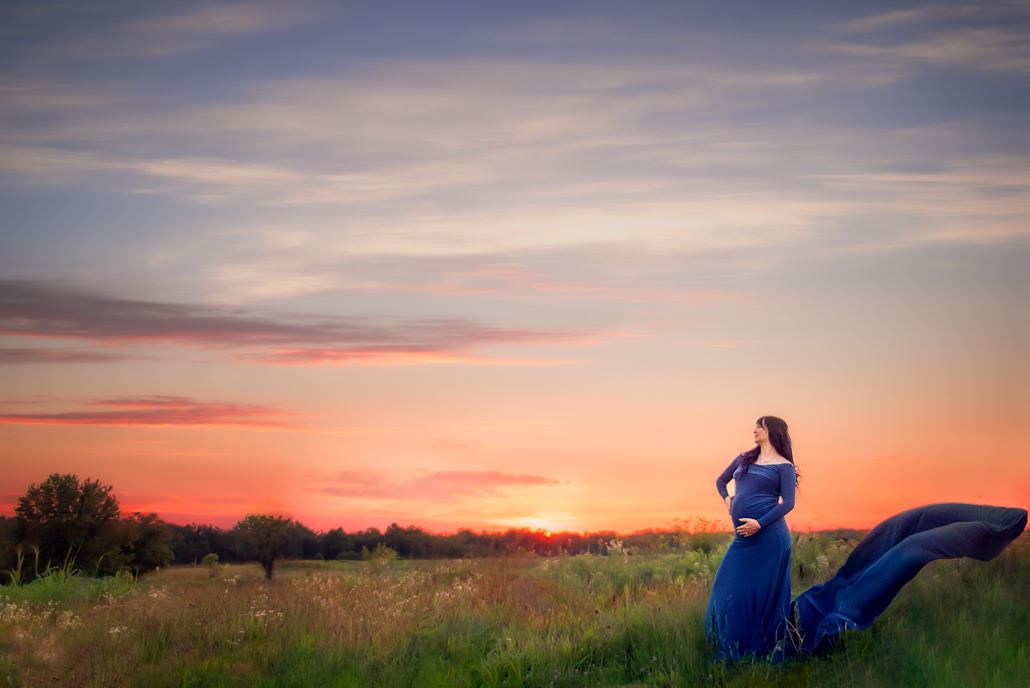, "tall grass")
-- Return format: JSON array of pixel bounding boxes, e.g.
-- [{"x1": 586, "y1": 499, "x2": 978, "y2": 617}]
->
[{"x1": 1, "y1": 533, "x2": 1027, "y2": 687}]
